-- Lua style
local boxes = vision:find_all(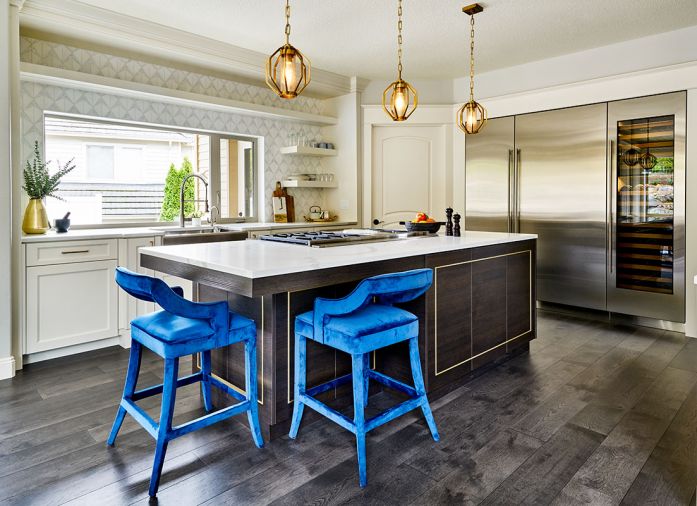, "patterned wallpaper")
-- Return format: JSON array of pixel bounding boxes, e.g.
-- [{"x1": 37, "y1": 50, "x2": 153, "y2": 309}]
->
[{"x1": 20, "y1": 37, "x2": 329, "y2": 221}]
